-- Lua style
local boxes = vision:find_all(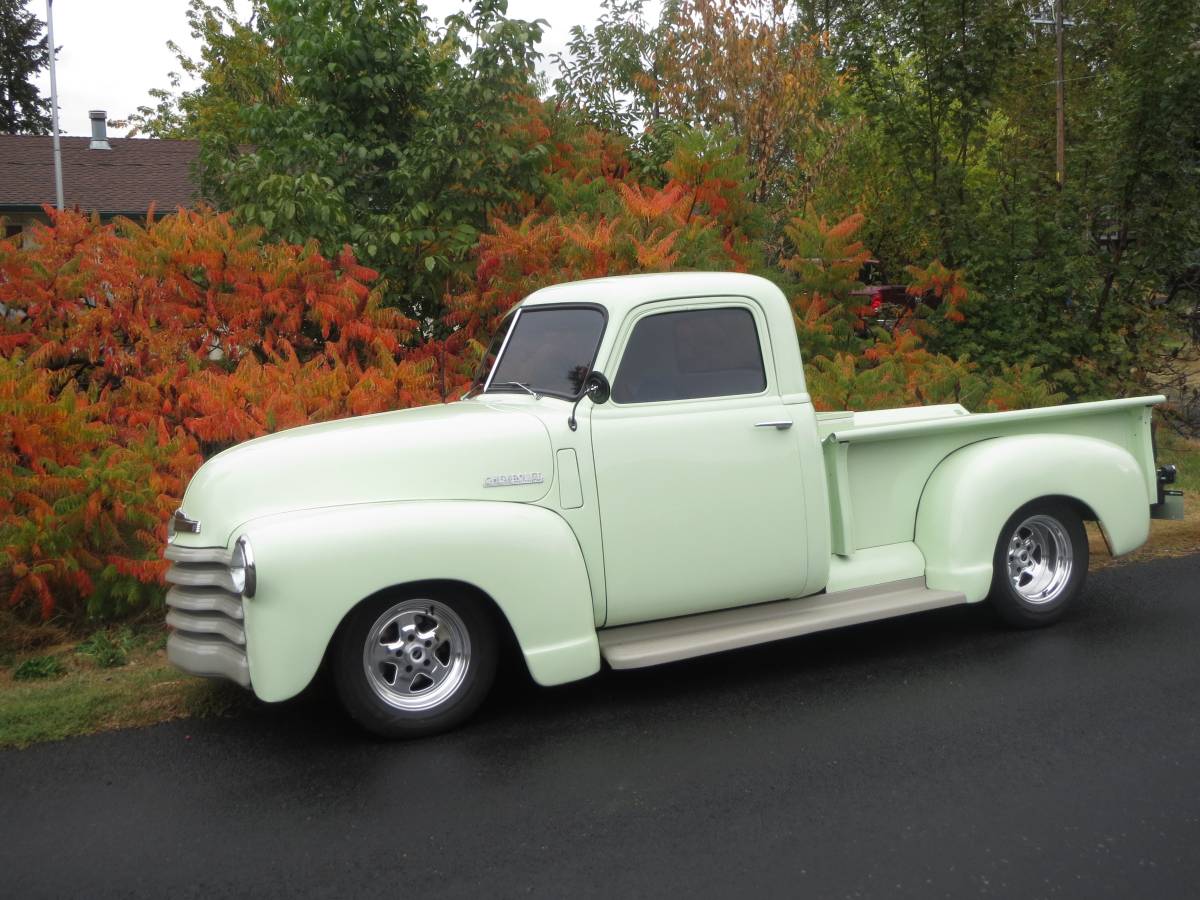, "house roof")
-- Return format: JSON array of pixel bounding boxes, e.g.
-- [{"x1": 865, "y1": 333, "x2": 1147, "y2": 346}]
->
[{"x1": 0, "y1": 135, "x2": 201, "y2": 215}]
